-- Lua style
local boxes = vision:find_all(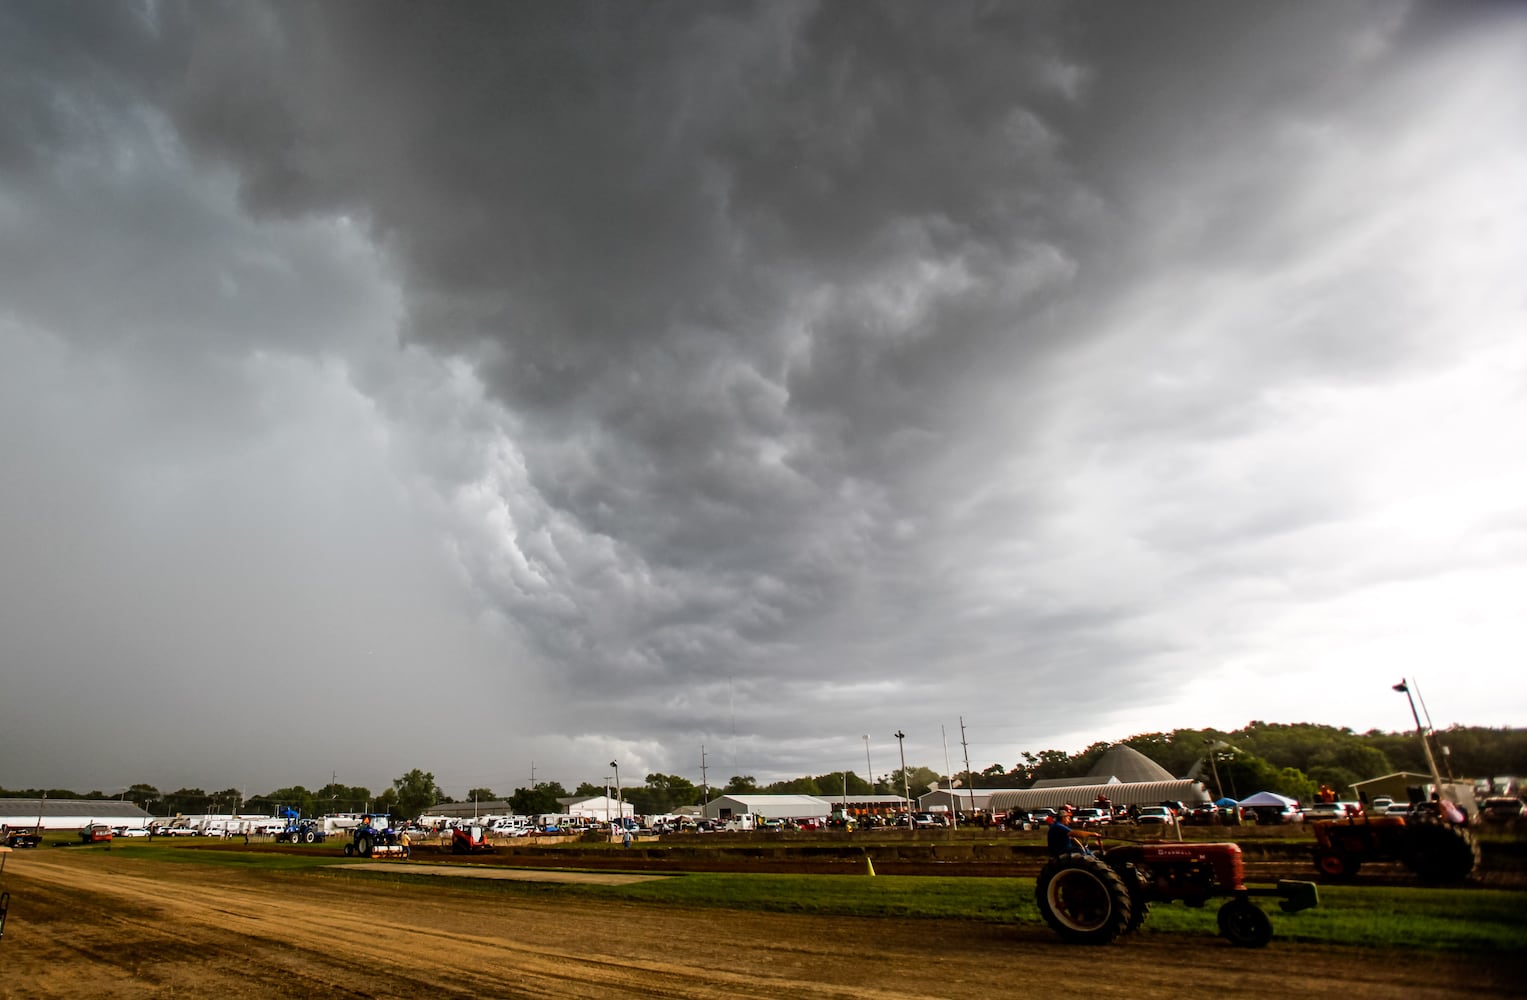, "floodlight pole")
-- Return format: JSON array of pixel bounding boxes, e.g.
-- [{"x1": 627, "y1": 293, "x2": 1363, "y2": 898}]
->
[
  {"x1": 1393, "y1": 680, "x2": 1445, "y2": 794},
  {"x1": 1203, "y1": 739, "x2": 1224, "y2": 800},
  {"x1": 609, "y1": 761, "x2": 624, "y2": 826},
  {"x1": 894, "y1": 730, "x2": 910, "y2": 822},
  {"x1": 862, "y1": 735, "x2": 874, "y2": 795}
]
